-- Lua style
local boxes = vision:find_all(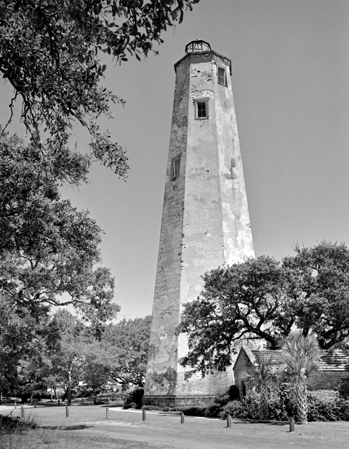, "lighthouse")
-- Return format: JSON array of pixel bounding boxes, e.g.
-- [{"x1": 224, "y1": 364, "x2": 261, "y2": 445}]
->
[{"x1": 144, "y1": 40, "x2": 254, "y2": 407}]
